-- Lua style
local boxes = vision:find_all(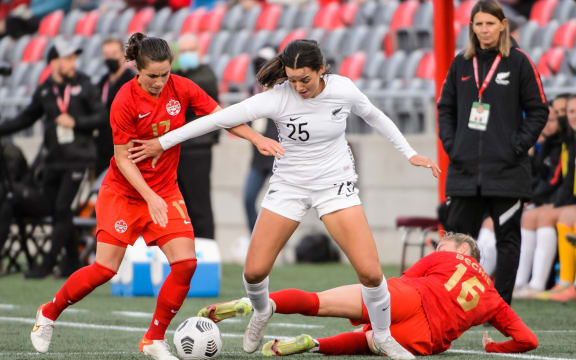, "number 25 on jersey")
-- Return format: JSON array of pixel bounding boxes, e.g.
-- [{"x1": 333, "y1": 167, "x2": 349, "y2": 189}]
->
[{"x1": 444, "y1": 263, "x2": 486, "y2": 311}]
